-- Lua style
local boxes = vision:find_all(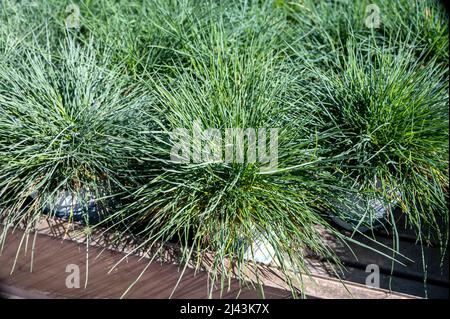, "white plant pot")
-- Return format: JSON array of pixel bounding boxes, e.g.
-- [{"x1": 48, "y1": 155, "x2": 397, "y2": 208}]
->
[
  {"x1": 243, "y1": 234, "x2": 275, "y2": 265},
  {"x1": 331, "y1": 182, "x2": 402, "y2": 232}
]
